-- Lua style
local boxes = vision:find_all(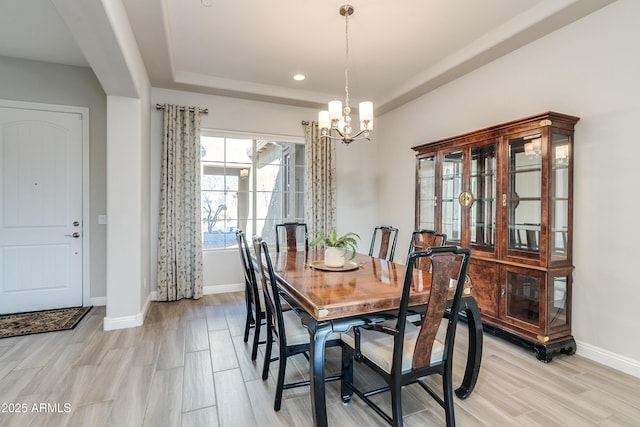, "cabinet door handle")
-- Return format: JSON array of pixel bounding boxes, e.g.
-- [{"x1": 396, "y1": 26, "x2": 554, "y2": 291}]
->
[
  {"x1": 501, "y1": 286, "x2": 506, "y2": 297},
  {"x1": 502, "y1": 194, "x2": 507, "y2": 207}
]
